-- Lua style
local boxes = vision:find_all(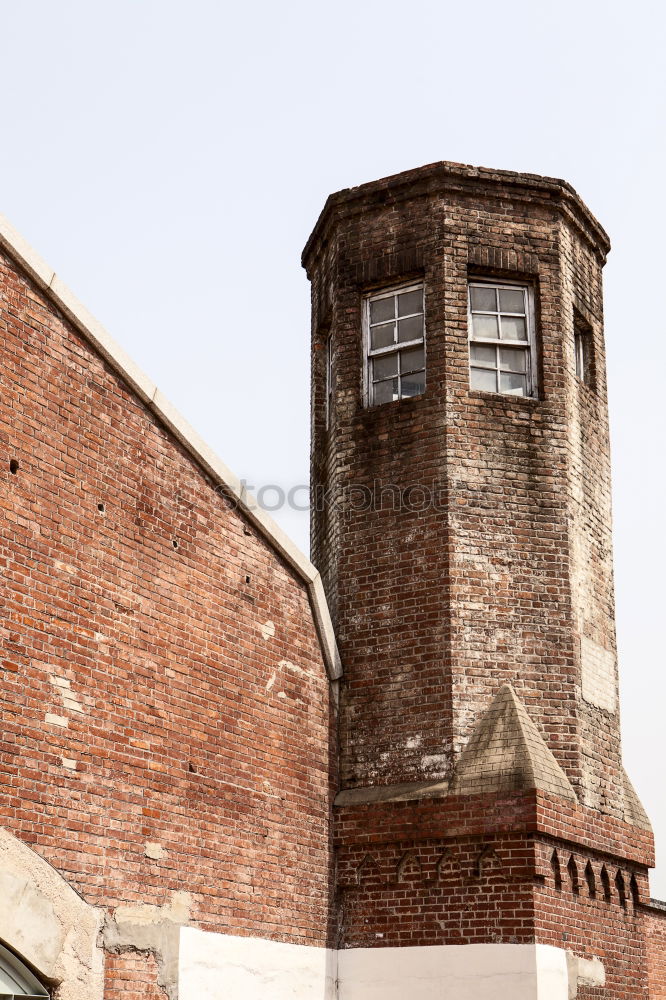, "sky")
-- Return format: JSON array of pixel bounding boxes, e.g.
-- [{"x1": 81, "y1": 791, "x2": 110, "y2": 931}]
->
[{"x1": 1, "y1": 0, "x2": 664, "y2": 897}]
